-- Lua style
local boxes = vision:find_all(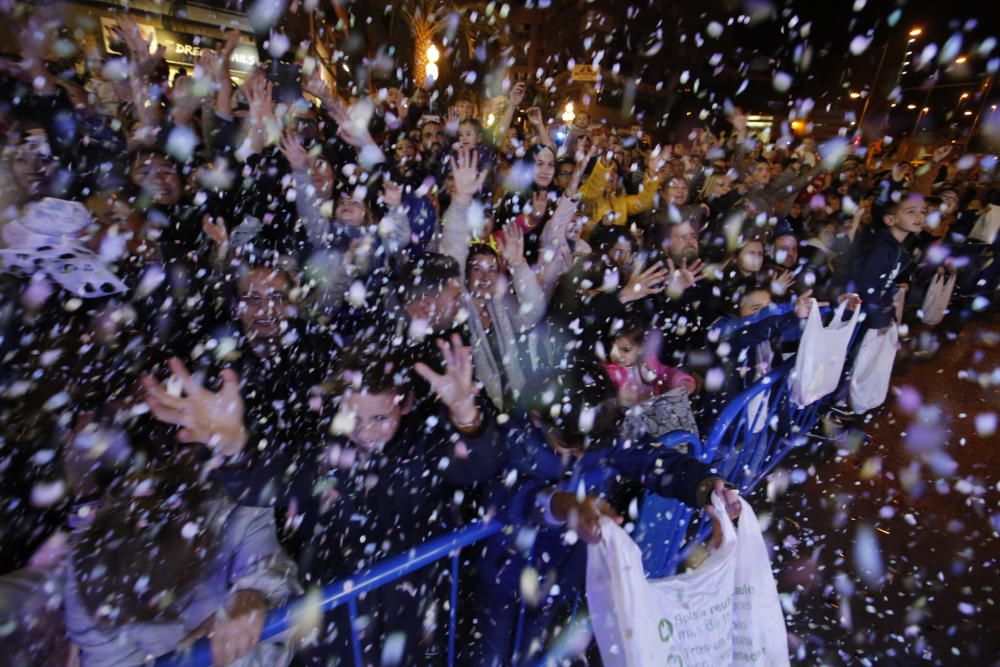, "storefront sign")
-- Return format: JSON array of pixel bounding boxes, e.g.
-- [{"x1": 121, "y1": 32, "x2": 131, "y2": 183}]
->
[
  {"x1": 100, "y1": 17, "x2": 257, "y2": 73},
  {"x1": 571, "y1": 64, "x2": 600, "y2": 82}
]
